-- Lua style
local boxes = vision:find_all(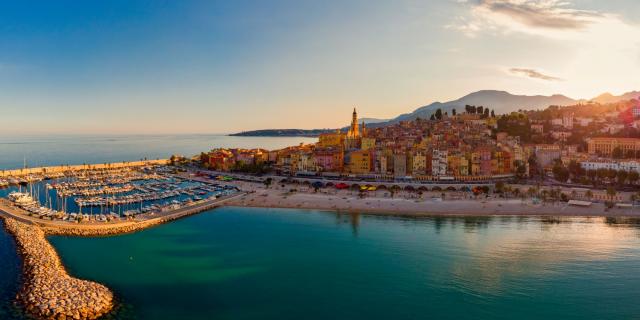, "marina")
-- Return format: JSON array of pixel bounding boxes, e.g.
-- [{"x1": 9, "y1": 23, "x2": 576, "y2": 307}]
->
[{"x1": 0, "y1": 164, "x2": 239, "y2": 224}]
